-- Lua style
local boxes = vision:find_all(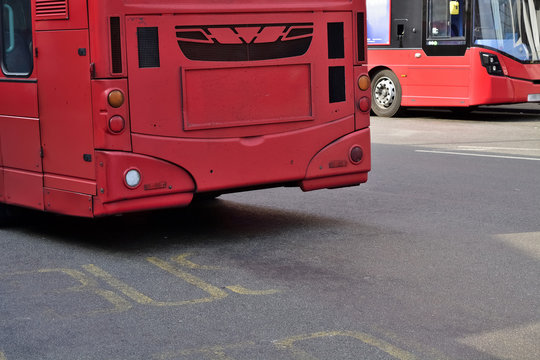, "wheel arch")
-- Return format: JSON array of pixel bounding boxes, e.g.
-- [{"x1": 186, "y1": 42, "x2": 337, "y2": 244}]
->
[{"x1": 368, "y1": 66, "x2": 393, "y2": 80}]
